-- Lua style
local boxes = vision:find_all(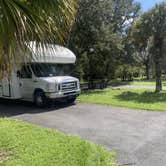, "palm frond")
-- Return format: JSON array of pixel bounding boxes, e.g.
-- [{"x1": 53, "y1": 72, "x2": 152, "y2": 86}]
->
[{"x1": 0, "y1": 0, "x2": 77, "y2": 77}]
